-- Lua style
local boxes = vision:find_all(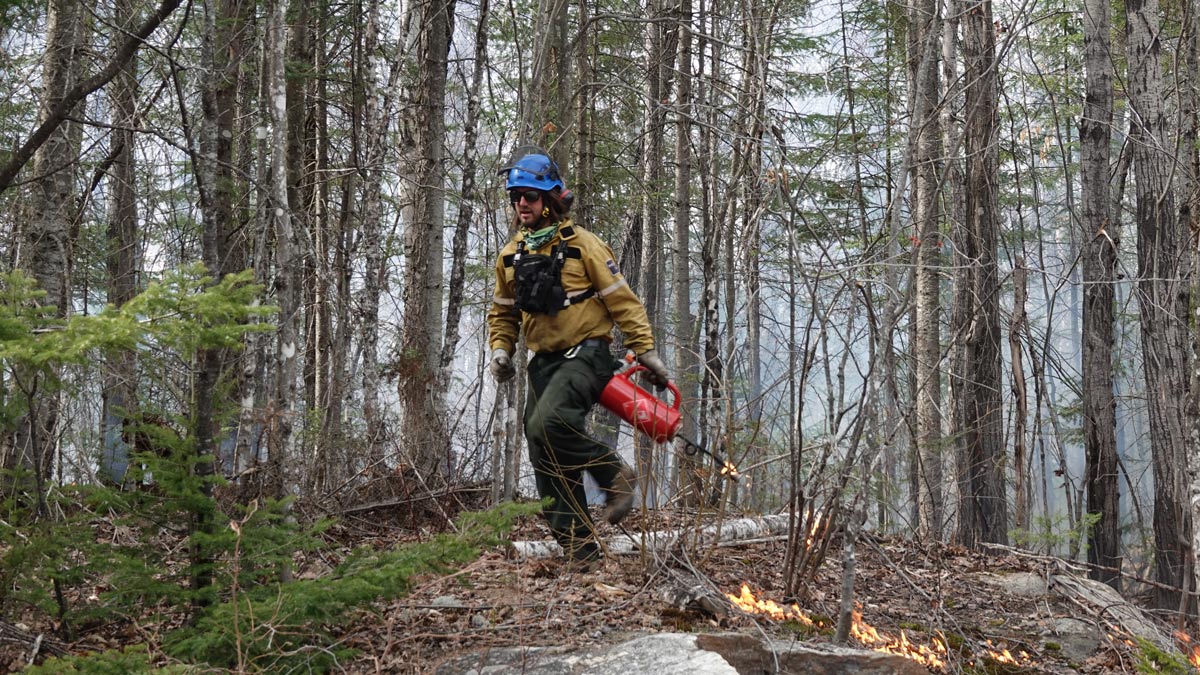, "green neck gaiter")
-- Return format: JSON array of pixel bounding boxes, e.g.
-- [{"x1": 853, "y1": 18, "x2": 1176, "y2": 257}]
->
[{"x1": 522, "y1": 223, "x2": 559, "y2": 250}]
